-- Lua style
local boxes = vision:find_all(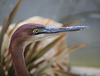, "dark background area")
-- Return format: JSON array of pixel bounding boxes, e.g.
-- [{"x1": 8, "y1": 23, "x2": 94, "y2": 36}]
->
[{"x1": 0, "y1": 0, "x2": 100, "y2": 68}]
